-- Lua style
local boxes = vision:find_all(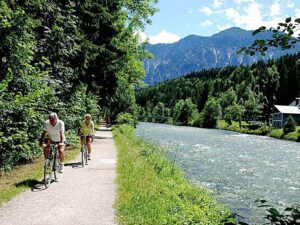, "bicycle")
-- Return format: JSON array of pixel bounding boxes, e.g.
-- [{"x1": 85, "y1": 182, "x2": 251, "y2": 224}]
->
[
  {"x1": 43, "y1": 142, "x2": 60, "y2": 188},
  {"x1": 80, "y1": 135, "x2": 91, "y2": 167}
]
